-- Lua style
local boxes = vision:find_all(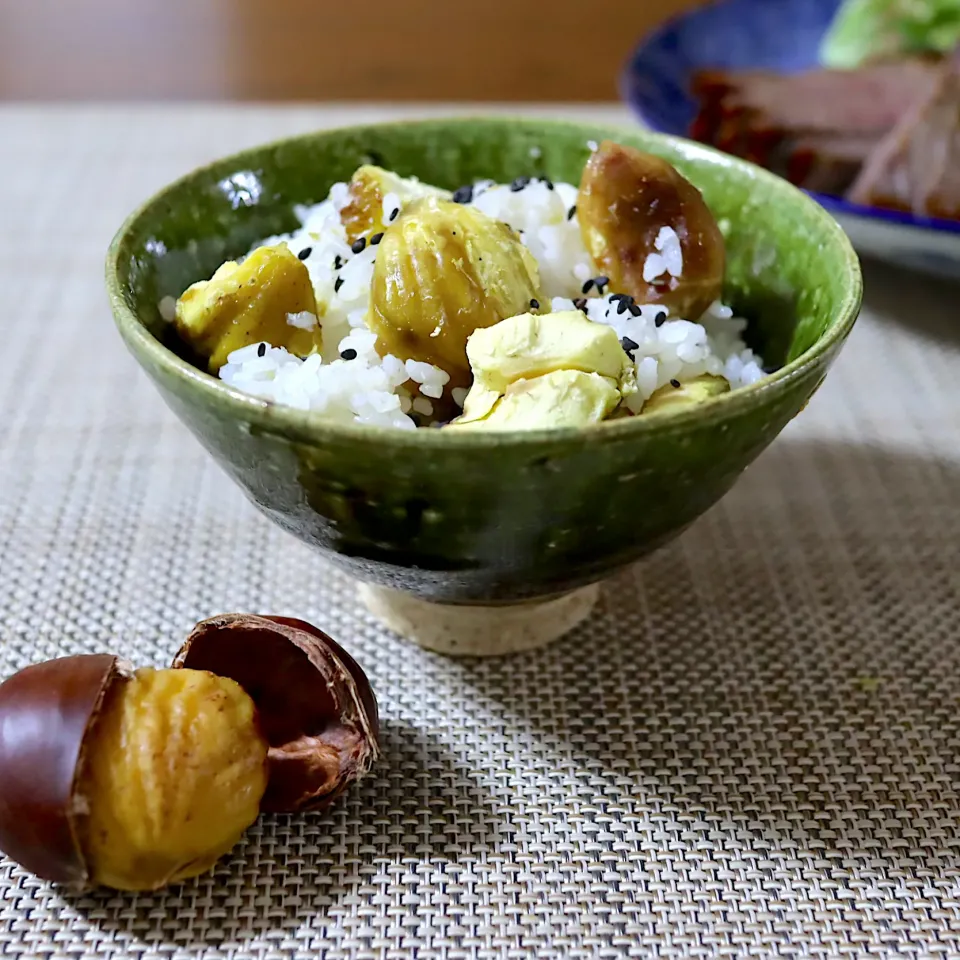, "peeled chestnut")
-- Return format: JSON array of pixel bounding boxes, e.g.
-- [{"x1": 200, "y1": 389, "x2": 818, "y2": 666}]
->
[
  {"x1": 577, "y1": 140, "x2": 726, "y2": 320},
  {"x1": 338, "y1": 164, "x2": 451, "y2": 244},
  {"x1": 368, "y1": 196, "x2": 545, "y2": 386},
  {"x1": 0, "y1": 615, "x2": 379, "y2": 890},
  {"x1": 81, "y1": 666, "x2": 269, "y2": 890}
]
